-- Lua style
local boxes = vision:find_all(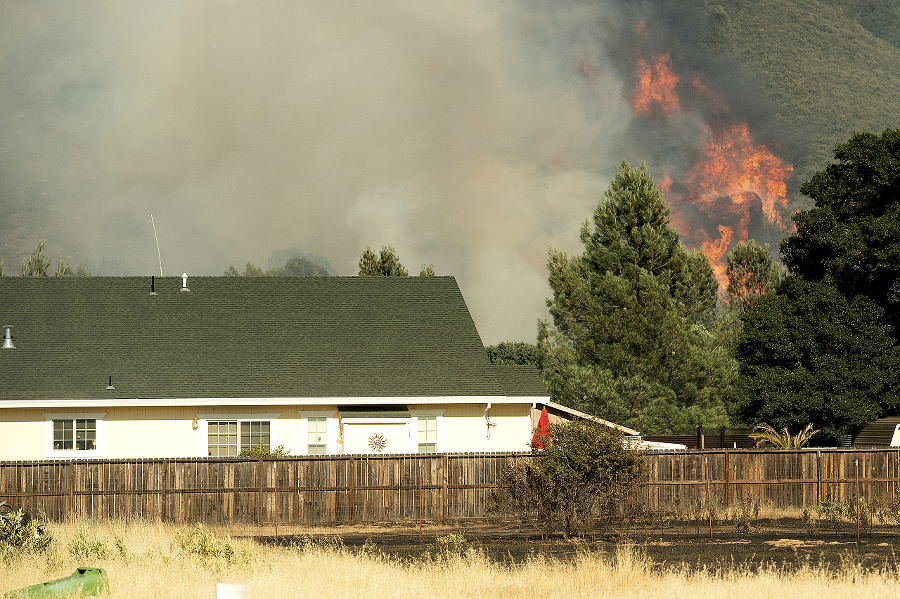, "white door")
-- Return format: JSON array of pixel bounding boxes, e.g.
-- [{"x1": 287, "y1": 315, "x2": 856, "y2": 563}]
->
[{"x1": 343, "y1": 422, "x2": 410, "y2": 454}]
